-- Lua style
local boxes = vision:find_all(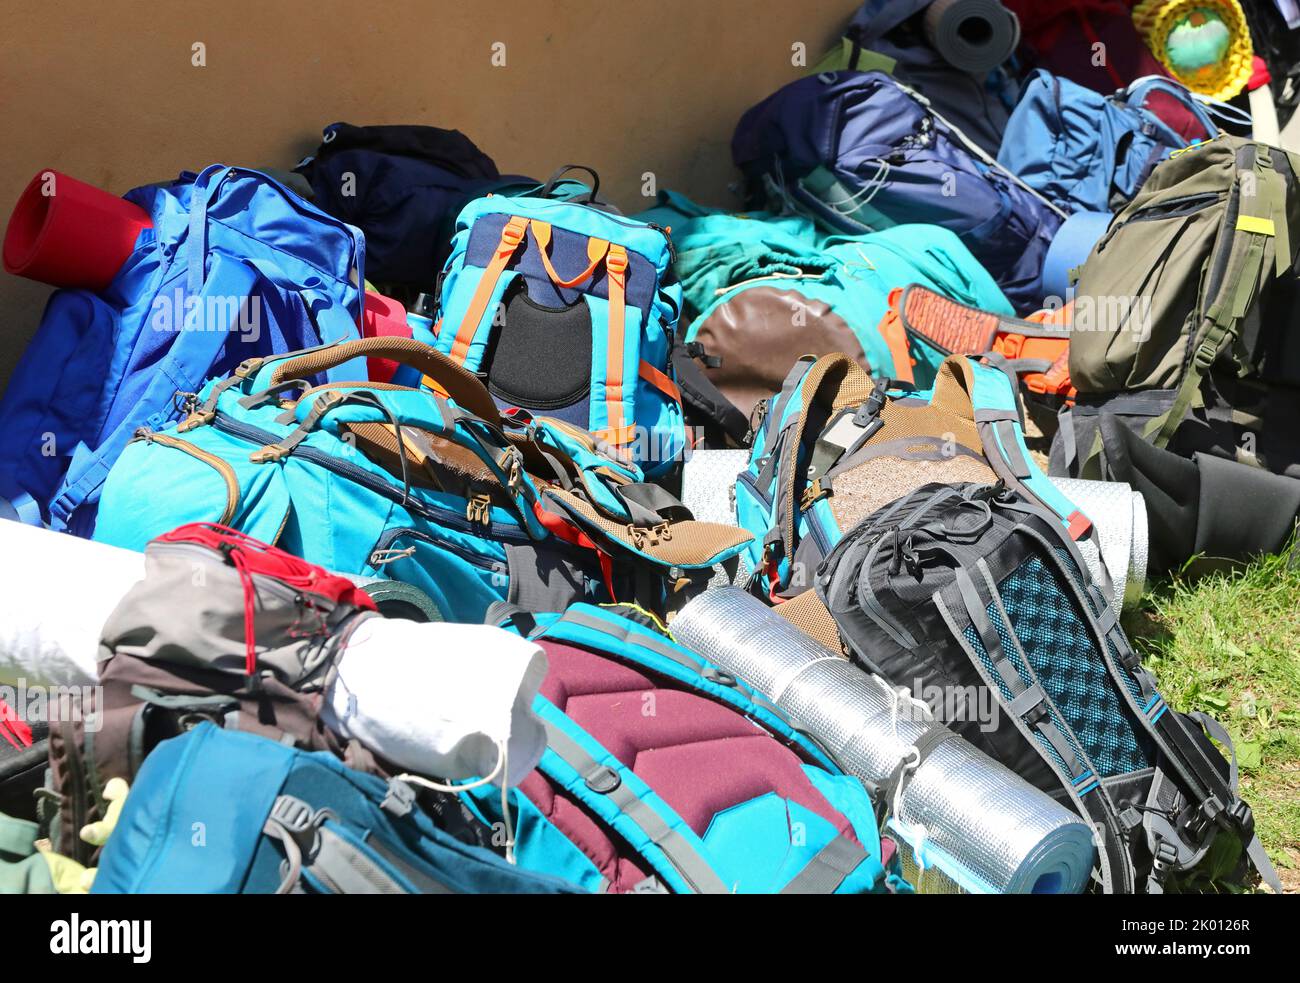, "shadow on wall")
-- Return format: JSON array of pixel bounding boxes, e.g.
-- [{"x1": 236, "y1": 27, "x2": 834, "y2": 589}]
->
[{"x1": 0, "y1": 0, "x2": 846, "y2": 389}]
